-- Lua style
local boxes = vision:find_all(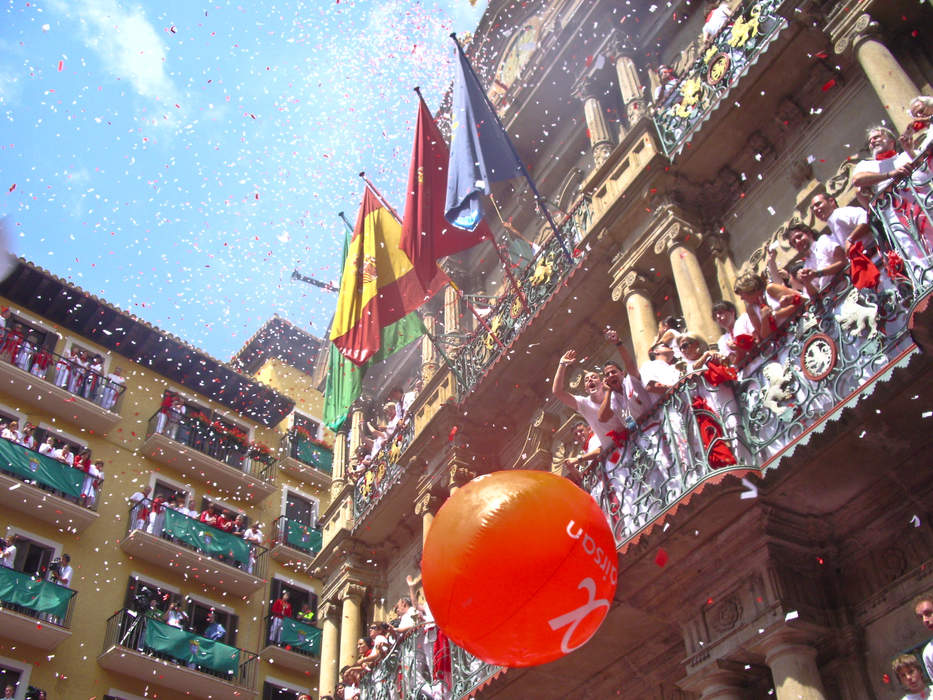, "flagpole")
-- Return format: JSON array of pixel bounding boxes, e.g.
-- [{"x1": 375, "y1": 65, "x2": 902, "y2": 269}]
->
[
  {"x1": 358, "y1": 172, "x2": 404, "y2": 223},
  {"x1": 449, "y1": 33, "x2": 573, "y2": 264},
  {"x1": 414, "y1": 86, "x2": 531, "y2": 316}
]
